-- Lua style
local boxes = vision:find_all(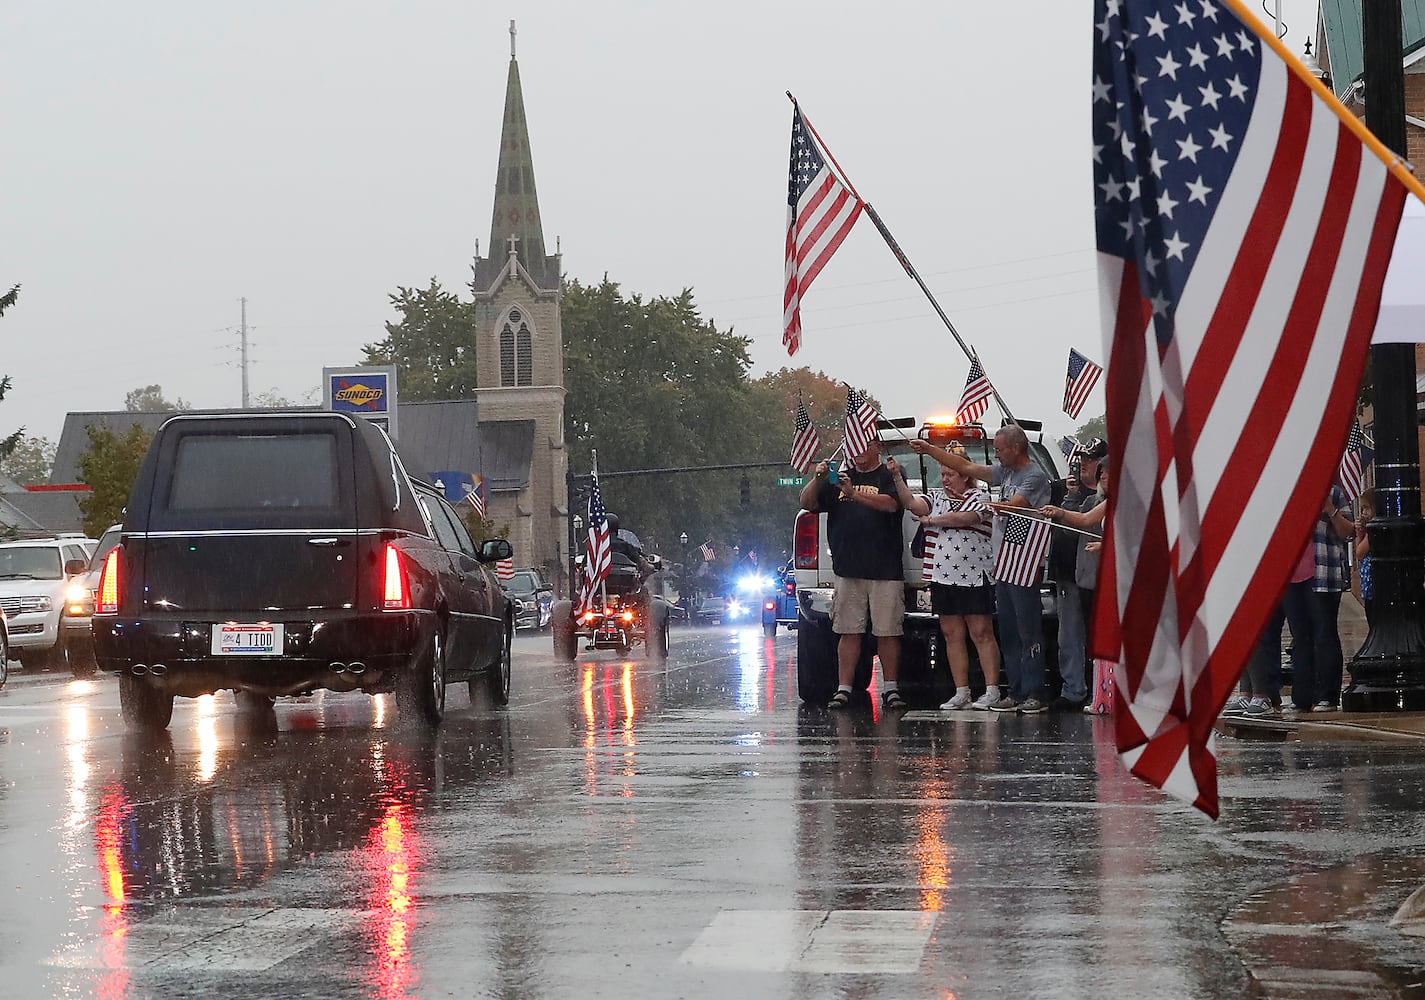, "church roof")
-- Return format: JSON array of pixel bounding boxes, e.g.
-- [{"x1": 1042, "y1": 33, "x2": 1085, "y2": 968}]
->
[{"x1": 474, "y1": 49, "x2": 560, "y2": 293}]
